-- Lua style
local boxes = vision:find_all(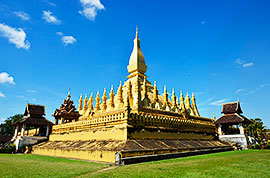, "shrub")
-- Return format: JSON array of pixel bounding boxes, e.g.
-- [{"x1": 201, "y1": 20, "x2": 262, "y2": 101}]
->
[
  {"x1": 265, "y1": 144, "x2": 270, "y2": 149},
  {"x1": 8, "y1": 144, "x2": 16, "y2": 149},
  {"x1": 0, "y1": 144, "x2": 16, "y2": 154},
  {"x1": 19, "y1": 144, "x2": 26, "y2": 153},
  {"x1": 254, "y1": 144, "x2": 261, "y2": 149}
]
